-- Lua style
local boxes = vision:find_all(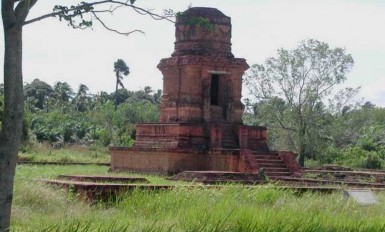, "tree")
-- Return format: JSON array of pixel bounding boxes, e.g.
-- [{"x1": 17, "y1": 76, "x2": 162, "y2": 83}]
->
[
  {"x1": 24, "y1": 79, "x2": 54, "y2": 111},
  {"x1": 244, "y1": 39, "x2": 359, "y2": 167},
  {"x1": 153, "y1": 89, "x2": 162, "y2": 105},
  {"x1": 112, "y1": 88, "x2": 132, "y2": 105},
  {"x1": 113, "y1": 59, "x2": 130, "y2": 111},
  {"x1": 53, "y1": 82, "x2": 74, "y2": 103},
  {"x1": 0, "y1": 1, "x2": 172, "y2": 230},
  {"x1": 73, "y1": 84, "x2": 91, "y2": 112},
  {"x1": 94, "y1": 91, "x2": 112, "y2": 105},
  {"x1": 53, "y1": 81, "x2": 74, "y2": 113}
]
